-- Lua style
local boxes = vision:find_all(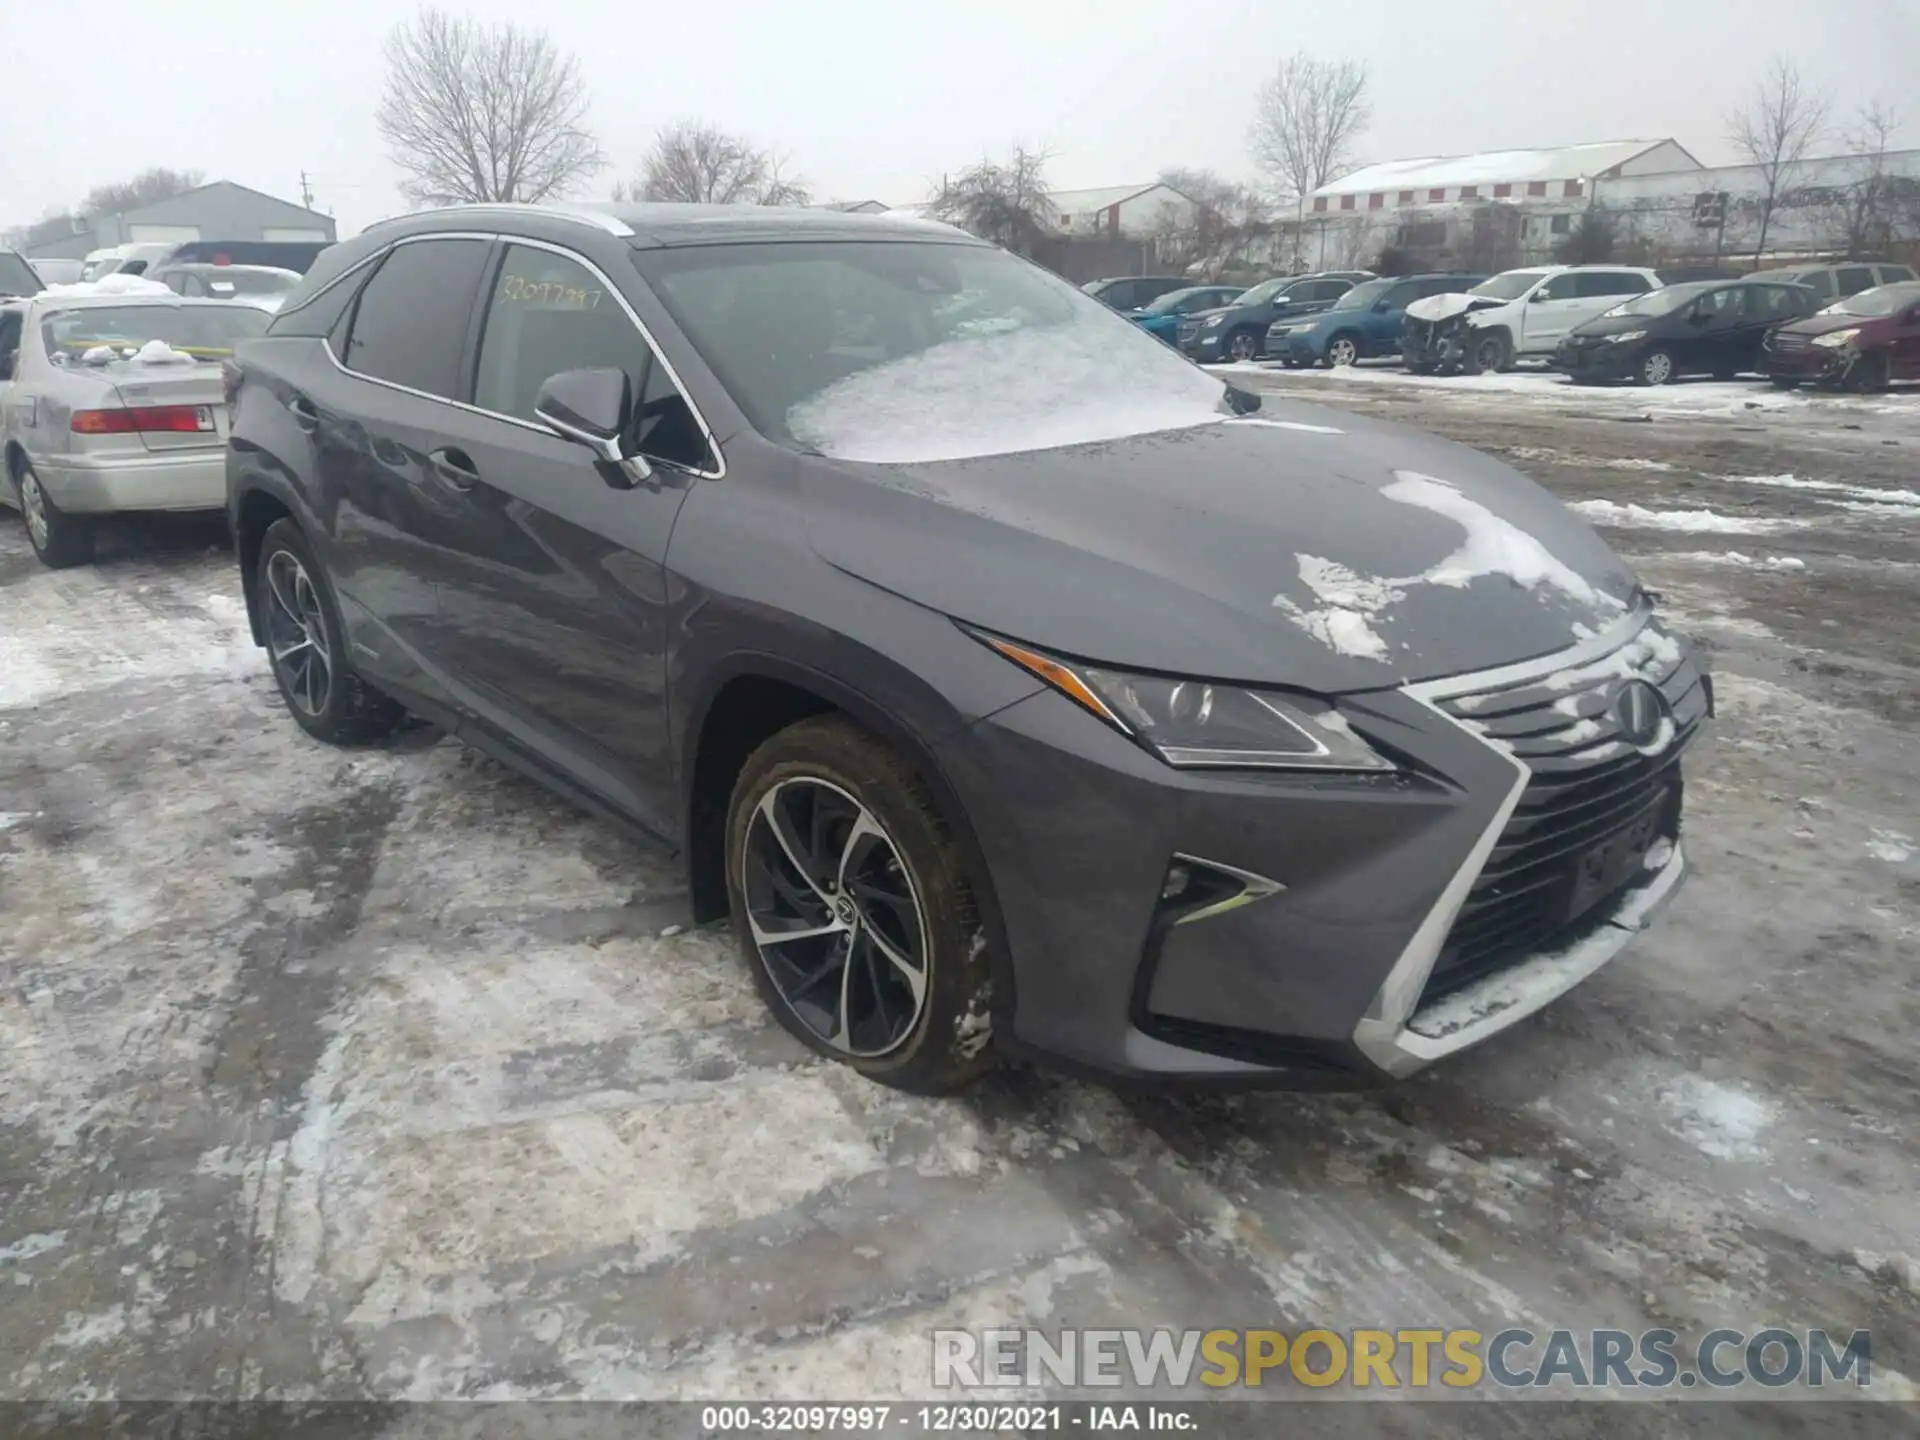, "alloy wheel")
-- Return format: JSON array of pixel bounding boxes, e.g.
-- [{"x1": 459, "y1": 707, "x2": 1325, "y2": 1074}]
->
[
  {"x1": 20, "y1": 473, "x2": 49, "y2": 550},
  {"x1": 1228, "y1": 331, "x2": 1260, "y2": 362},
  {"x1": 741, "y1": 776, "x2": 930, "y2": 1057},
  {"x1": 263, "y1": 549, "x2": 333, "y2": 716},
  {"x1": 1327, "y1": 337, "x2": 1358, "y2": 367}
]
